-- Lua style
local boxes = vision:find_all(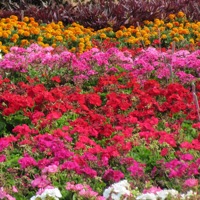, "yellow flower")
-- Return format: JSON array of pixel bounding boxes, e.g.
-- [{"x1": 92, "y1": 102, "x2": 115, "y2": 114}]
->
[
  {"x1": 23, "y1": 16, "x2": 29, "y2": 22},
  {"x1": 161, "y1": 34, "x2": 167, "y2": 39},
  {"x1": 181, "y1": 29, "x2": 189, "y2": 34},
  {"x1": 30, "y1": 28, "x2": 40, "y2": 35},
  {"x1": 23, "y1": 31, "x2": 30, "y2": 37},
  {"x1": 38, "y1": 41, "x2": 45, "y2": 47},
  {"x1": 71, "y1": 35, "x2": 77, "y2": 41},
  {"x1": 70, "y1": 47, "x2": 76, "y2": 52},
  {"x1": 177, "y1": 11, "x2": 185, "y2": 18},
  {"x1": 79, "y1": 42, "x2": 85, "y2": 48},
  {"x1": 185, "y1": 23, "x2": 191, "y2": 28},
  {"x1": 79, "y1": 38, "x2": 84, "y2": 43},
  {"x1": 179, "y1": 35, "x2": 184, "y2": 41},
  {"x1": 115, "y1": 30, "x2": 123, "y2": 38},
  {"x1": 43, "y1": 43, "x2": 49, "y2": 47},
  {"x1": 170, "y1": 31, "x2": 176, "y2": 37},
  {"x1": 10, "y1": 33, "x2": 19, "y2": 41},
  {"x1": 10, "y1": 15, "x2": 18, "y2": 21},
  {"x1": 1, "y1": 45, "x2": 9, "y2": 54},
  {"x1": 58, "y1": 21, "x2": 64, "y2": 29},
  {"x1": 144, "y1": 39, "x2": 150, "y2": 45},
  {"x1": 120, "y1": 25, "x2": 126, "y2": 30},
  {"x1": 172, "y1": 27, "x2": 178, "y2": 32},
  {"x1": 55, "y1": 36, "x2": 63, "y2": 42},
  {"x1": 37, "y1": 36, "x2": 43, "y2": 42},
  {"x1": 21, "y1": 39, "x2": 29, "y2": 46},
  {"x1": 143, "y1": 33, "x2": 149, "y2": 38},
  {"x1": 2, "y1": 31, "x2": 9, "y2": 38},
  {"x1": 143, "y1": 20, "x2": 150, "y2": 25},
  {"x1": 44, "y1": 33, "x2": 52, "y2": 39},
  {"x1": 100, "y1": 33, "x2": 107, "y2": 39},
  {"x1": 192, "y1": 24, "x2": 199, "y2": 30},
  {"x1": 166, "y1": 23, "x2": 173, "y2": 29},
  {"x1": 52, "y1": 43, "x2": 57, "y2": 48},
  {"x1": 168, "y1": 14, "x2": 175, "y2": 20},
  {"x1": 136, "y1": 31, "x2": 141, "y2": 37},
  {"x1": 18, "y1": 29, "x2": 24, "y2": 35},
  {"x1": 189, "y1": 38, "x2": 194, "y2": 44},
  {"x1": 173, "y1": 37, "x2": 179, "y2": 42}
]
